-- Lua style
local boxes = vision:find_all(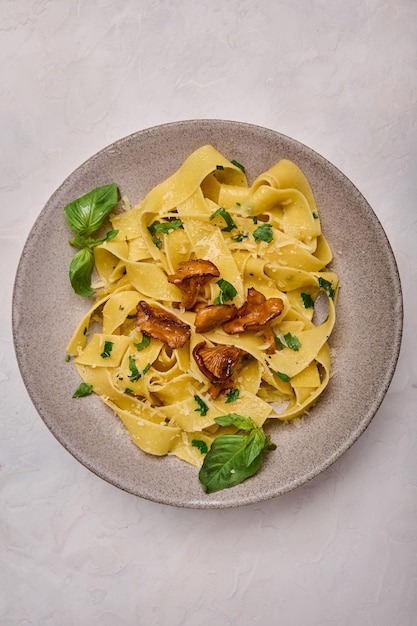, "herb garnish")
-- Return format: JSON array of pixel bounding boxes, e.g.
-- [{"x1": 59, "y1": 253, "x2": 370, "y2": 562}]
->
[
  {"x1": 128, "y1": 356, "x2": 151, "y2": 382},
  {"x1": 276, "y1": 371, "x2": 291, "y2": 382},
  {"x1": 283, "y1": 332, "x2": 301, "y2": 352},
  {"x1": 318, "y1": 277, "x2": 336, "y2": 300},
  {"x1": 149, "y1": 219, "x2": 183, "y2": 234},
  {"x1": 148, "y1": 219, "x2": 183, "y2": 248},
  {"x1": 192, "y1": 440, "x2": 209, "y2": 454},
  {"x1": 225, "y1": 388, "x2": 240, "y2": 403},
  {"x1": 64, "y1": 183, "x2": 120, "y2": 296},
  {"x1": 253, "y1": 223, "x2": 273, "y2": 243},
  {"x1": 72, "y1": 382, "x2": 93, "y2": 398},
  {"x1": 198, "y1": 413, "x2": 276, "y2": 493},
  {"x1": 214, "y1": 279, "x2": 238, "y2": 304},
  {"x1": 100, "y1": 341, "x2": 114, "y2": 358},
  {"x1": 275, "y1": 336, "x2": 286, "y2": 350},
  {"x1": 128, "y1": 356, "x2": 141, "y2": 382},
  {"x1": 301, "y1": 292, "x2": 314, "y2": 308},
  {"x1": 231, "y1": 159, "x2": 246, "y2": 173},
  {"x1": 209, "y1": 207, "x2": 237, "y2": 232},
  {"x1": 134, "y1": 335, "x2": 151, "y2": 351},
  {"x1": 231, "y1": 233, "x2": 248, "y2": 242},
  {"x1": 194, "y1": 395, "x2": 209, "y2": 416}
]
